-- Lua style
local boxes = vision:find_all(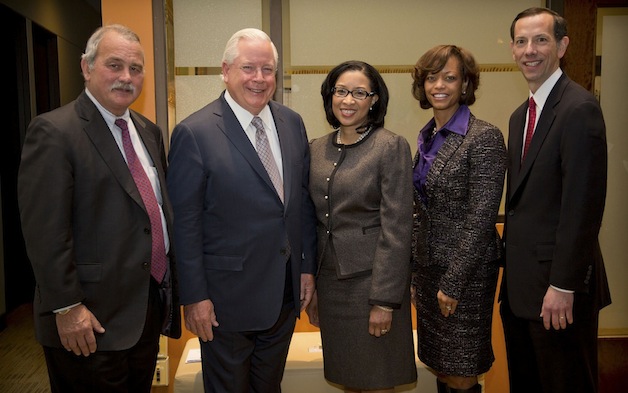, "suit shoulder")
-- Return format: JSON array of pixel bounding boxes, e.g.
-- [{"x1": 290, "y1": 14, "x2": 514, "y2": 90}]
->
[
  {"x1": 129, "y1": 109, "x2": 156, "y2": 126},
  {"x1": 466, "y1": 116, "x2": 506, "y2": 150},
  {"x1": 370, "y1": 127, "x2": 411, "y2": 155},
  {"x1": 468, "y1": 116, "x2": 503, "y2": 137},
  {"x1": 176, "y1": 98, "x2": 223, "y2": 129},
  {"x1": 373, "y1": 126, "x2": 406, "y2": 142},
  {"x1": 269, "y1": 101, "x2": 304, "y2": 122}
]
